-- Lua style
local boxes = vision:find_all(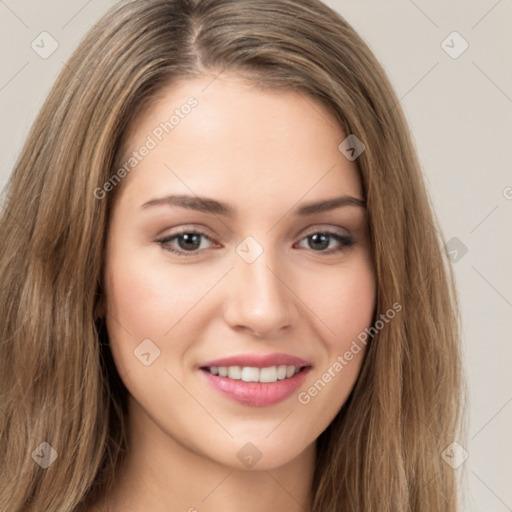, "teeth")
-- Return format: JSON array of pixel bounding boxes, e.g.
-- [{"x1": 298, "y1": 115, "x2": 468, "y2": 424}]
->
[
  {"x1": 227, "y1": 366, "x2": 241, "y2": 379},
  {"x1": 241, "y1": 367, "x2": 259, "y2": 382},
  {"x1": 259, "y1": 366, "x2": 277, "y2": 383},
  {"x1": 276, "y1": 365, "x2": 287, "y2": 380},
  {"x1": 206, "y1": 365, "x2": 301, "y2": 383}
]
